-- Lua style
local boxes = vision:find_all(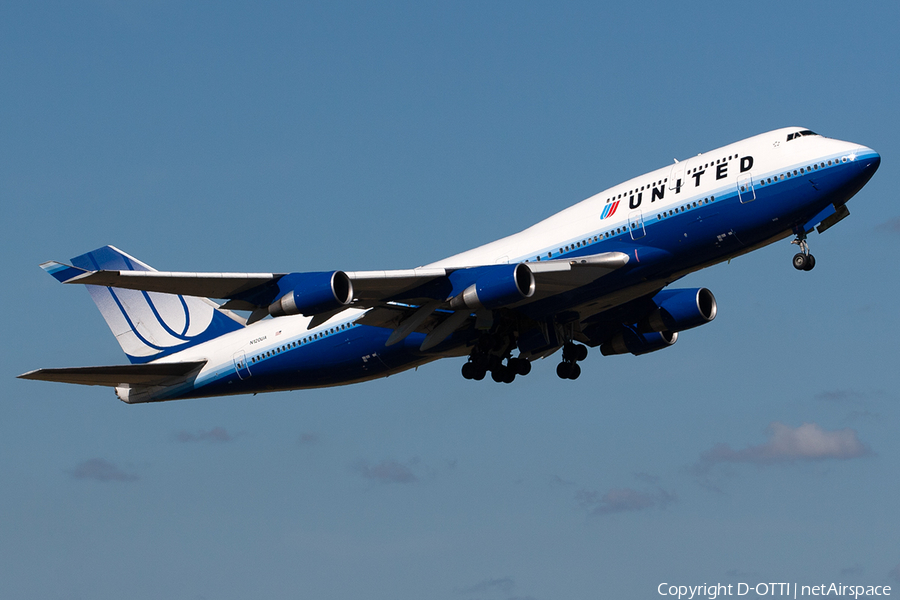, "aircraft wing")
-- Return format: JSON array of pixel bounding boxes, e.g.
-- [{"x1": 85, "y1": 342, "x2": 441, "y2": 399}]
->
[
  {"x1": 522, "y1": 252, "x2": 630, "y2": 299},
  {"x1": 43, "y1": 260, "x2": 450, "y2": 306},
  {"x1": 44, "y1": 252, "x2": 628, "y2": 309},
  {"x1": 41, "y1": 250, "x2": 630, "y2": 343},
  {"x1": 43, "y1": 262, "x2": 281, "y2": 298},
  {"x1": 17, "y1": 360, "x2": 208, "y2": 387}
]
